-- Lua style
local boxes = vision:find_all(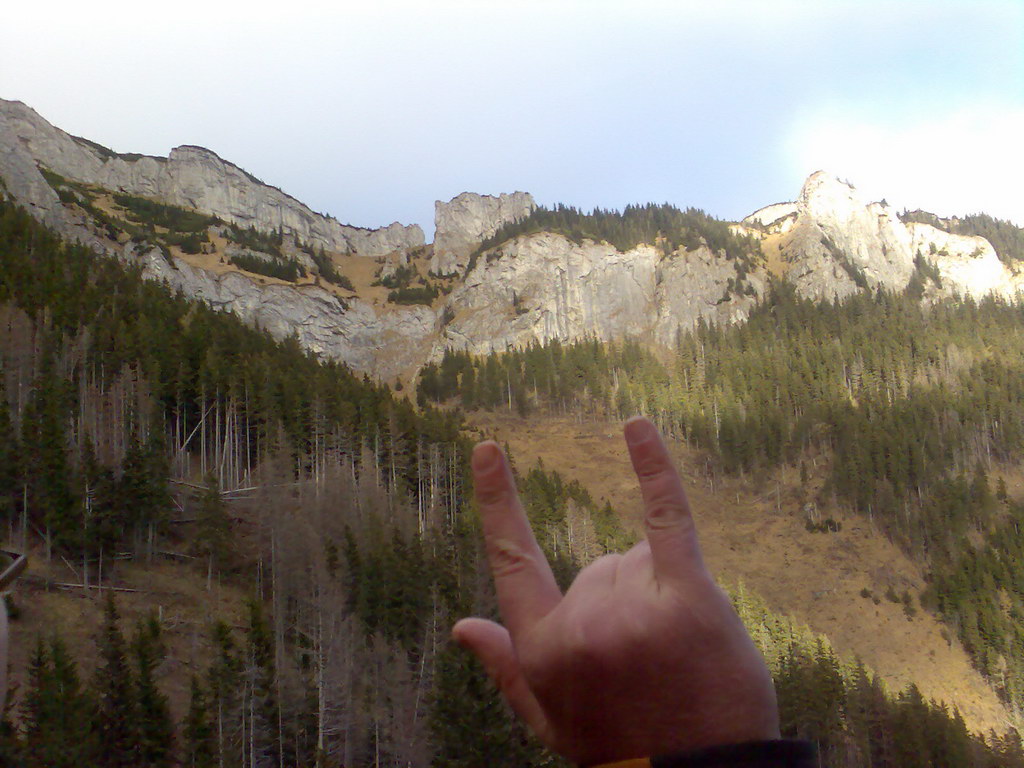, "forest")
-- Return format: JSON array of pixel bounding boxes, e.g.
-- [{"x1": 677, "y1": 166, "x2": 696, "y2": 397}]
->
[
  {"x1": 467, "y1": 202, "x2": 764, "y2": 273},
  {"x1": 418, "y1": 274, "x2": 1024, "y2": 714},
  {"x1": 0, "y1": 196, "x2": 1022, "y2": 766}
]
